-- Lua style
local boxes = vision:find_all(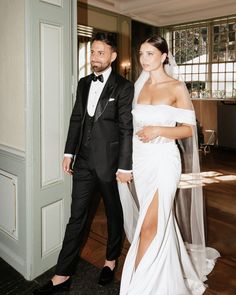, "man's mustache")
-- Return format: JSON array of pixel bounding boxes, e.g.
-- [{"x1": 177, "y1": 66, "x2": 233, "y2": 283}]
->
[{"x1": 91, "y1": 61, "x2": 102, "y2": 65}]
